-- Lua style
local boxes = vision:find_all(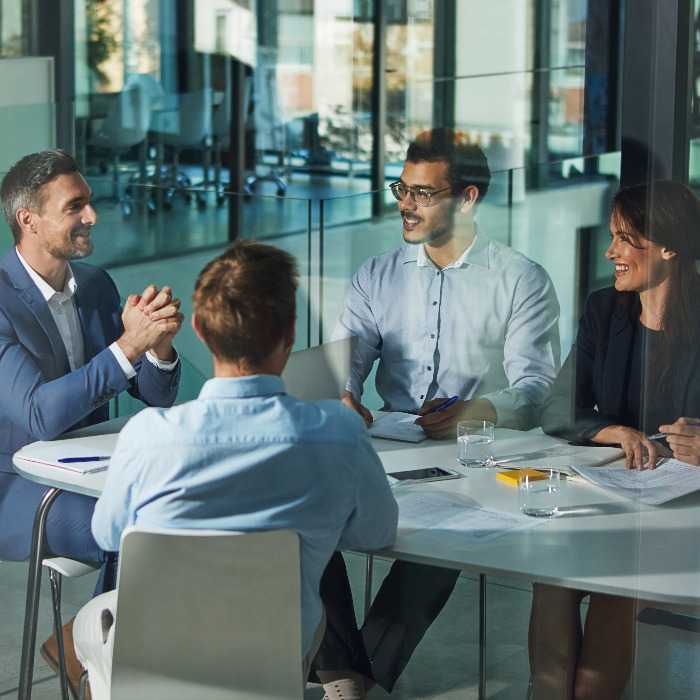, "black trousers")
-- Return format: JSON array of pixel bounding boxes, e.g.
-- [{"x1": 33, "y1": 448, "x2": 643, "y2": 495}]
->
[{"x1": 310, "y1": 552, "x2": 460, "y2": 692}]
